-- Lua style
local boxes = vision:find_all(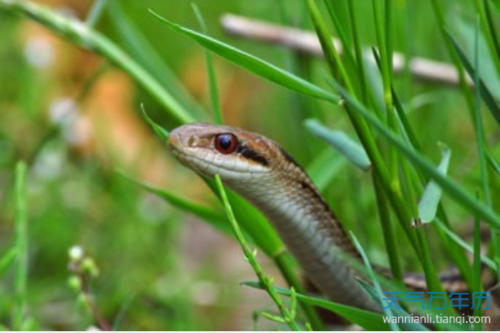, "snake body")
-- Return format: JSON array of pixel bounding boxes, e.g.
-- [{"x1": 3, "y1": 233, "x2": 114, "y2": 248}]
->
[{"x1": 167, "y1": 123, "x2": 489, "y2": 313}]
